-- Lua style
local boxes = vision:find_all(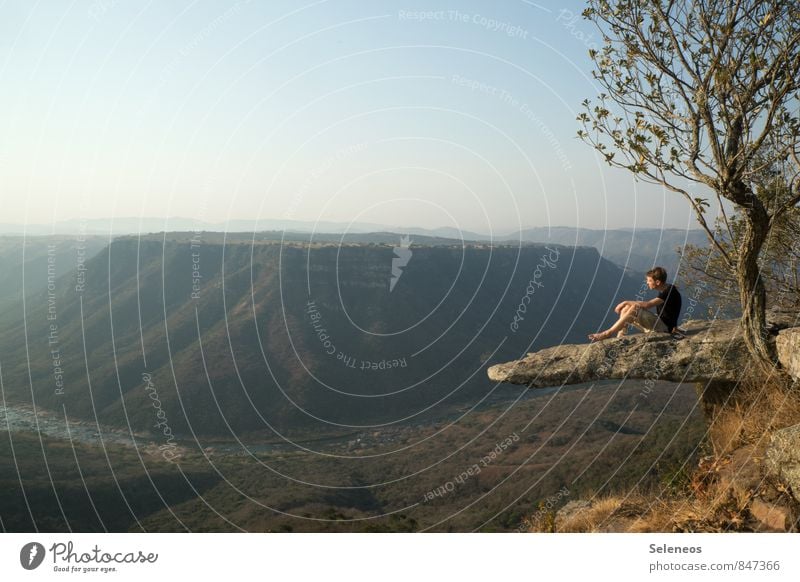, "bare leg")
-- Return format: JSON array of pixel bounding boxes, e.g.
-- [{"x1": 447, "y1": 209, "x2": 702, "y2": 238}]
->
[{"x1": 588, "y1": 305, "x2": 637, "y2": 342}]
